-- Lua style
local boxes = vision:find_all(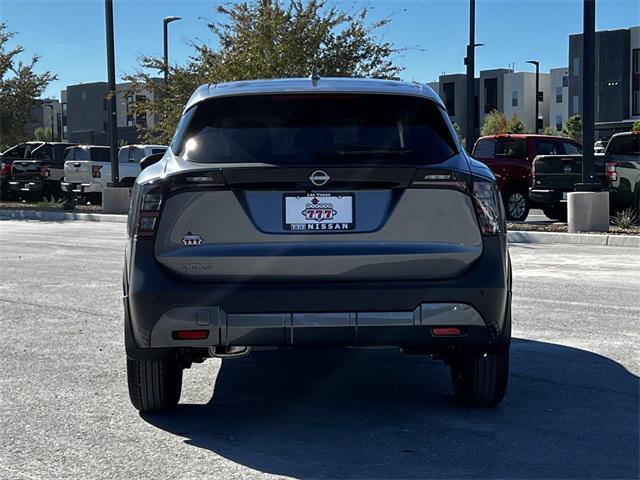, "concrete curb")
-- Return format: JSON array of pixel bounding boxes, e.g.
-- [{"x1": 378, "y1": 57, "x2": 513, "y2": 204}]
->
[
  {"x1": 2, "y1": 209, "x2": 639, "y2": 247},
  {"x1": 0, "y1": 208, "x2": 127, "y2": 223},
  {"x1": 507, "y1": 230, "x2": 640, "y2": 248}
]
